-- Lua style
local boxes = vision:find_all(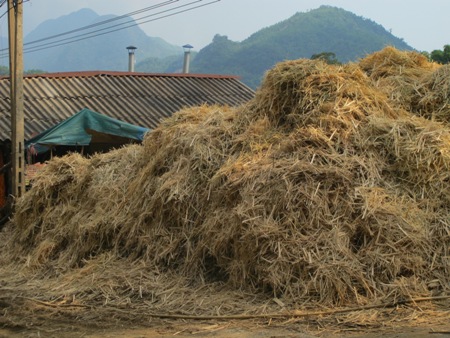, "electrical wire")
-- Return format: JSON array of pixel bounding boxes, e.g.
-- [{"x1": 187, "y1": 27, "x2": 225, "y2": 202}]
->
[
  {"x1": 0, "y1": 0, "x2": 220, "y2": 57},
  {"x1": 22, "y1": 0, "x2": 179, "y2": 47},
  {"x1": 0, "y1": 0, "x2": 30, "y2": 21},
  {"x1": 0, "y1": 0, "x2": 31, "y2": 66},
  {"x1": 22, "y1": 0, "x2": 206, "y2": 53},
  {"x1": 0, "y1": 0, "x2": 178, "y2": 52}
]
